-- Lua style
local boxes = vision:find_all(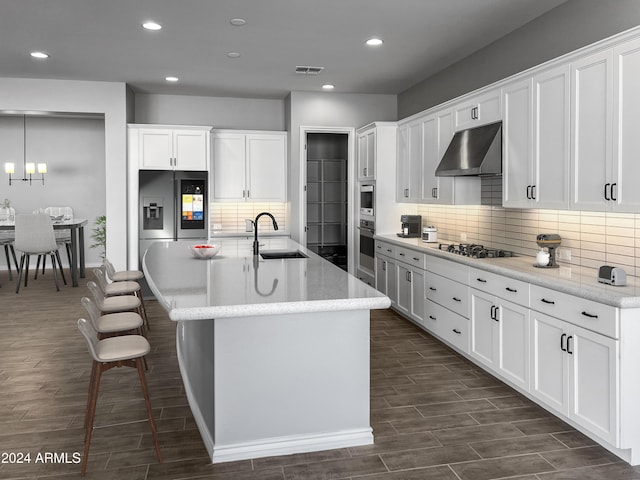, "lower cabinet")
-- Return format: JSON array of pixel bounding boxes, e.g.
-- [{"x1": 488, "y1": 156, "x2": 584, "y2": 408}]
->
[
  {"x1": 375, "y1": 254, "x2": 397, "y2": 306},
  {"x1": 530, "y1": 310, "x2": 619, "y2": 446},
  {"x1": 470, "y1": 289, "x2": 530, "y2": 391},
  {"x1": 425, "y1": 299, "x2": 469, "y2": 352},
  {"x1": 397, "y1": 263, "x2": 424, "y2": 324}
]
